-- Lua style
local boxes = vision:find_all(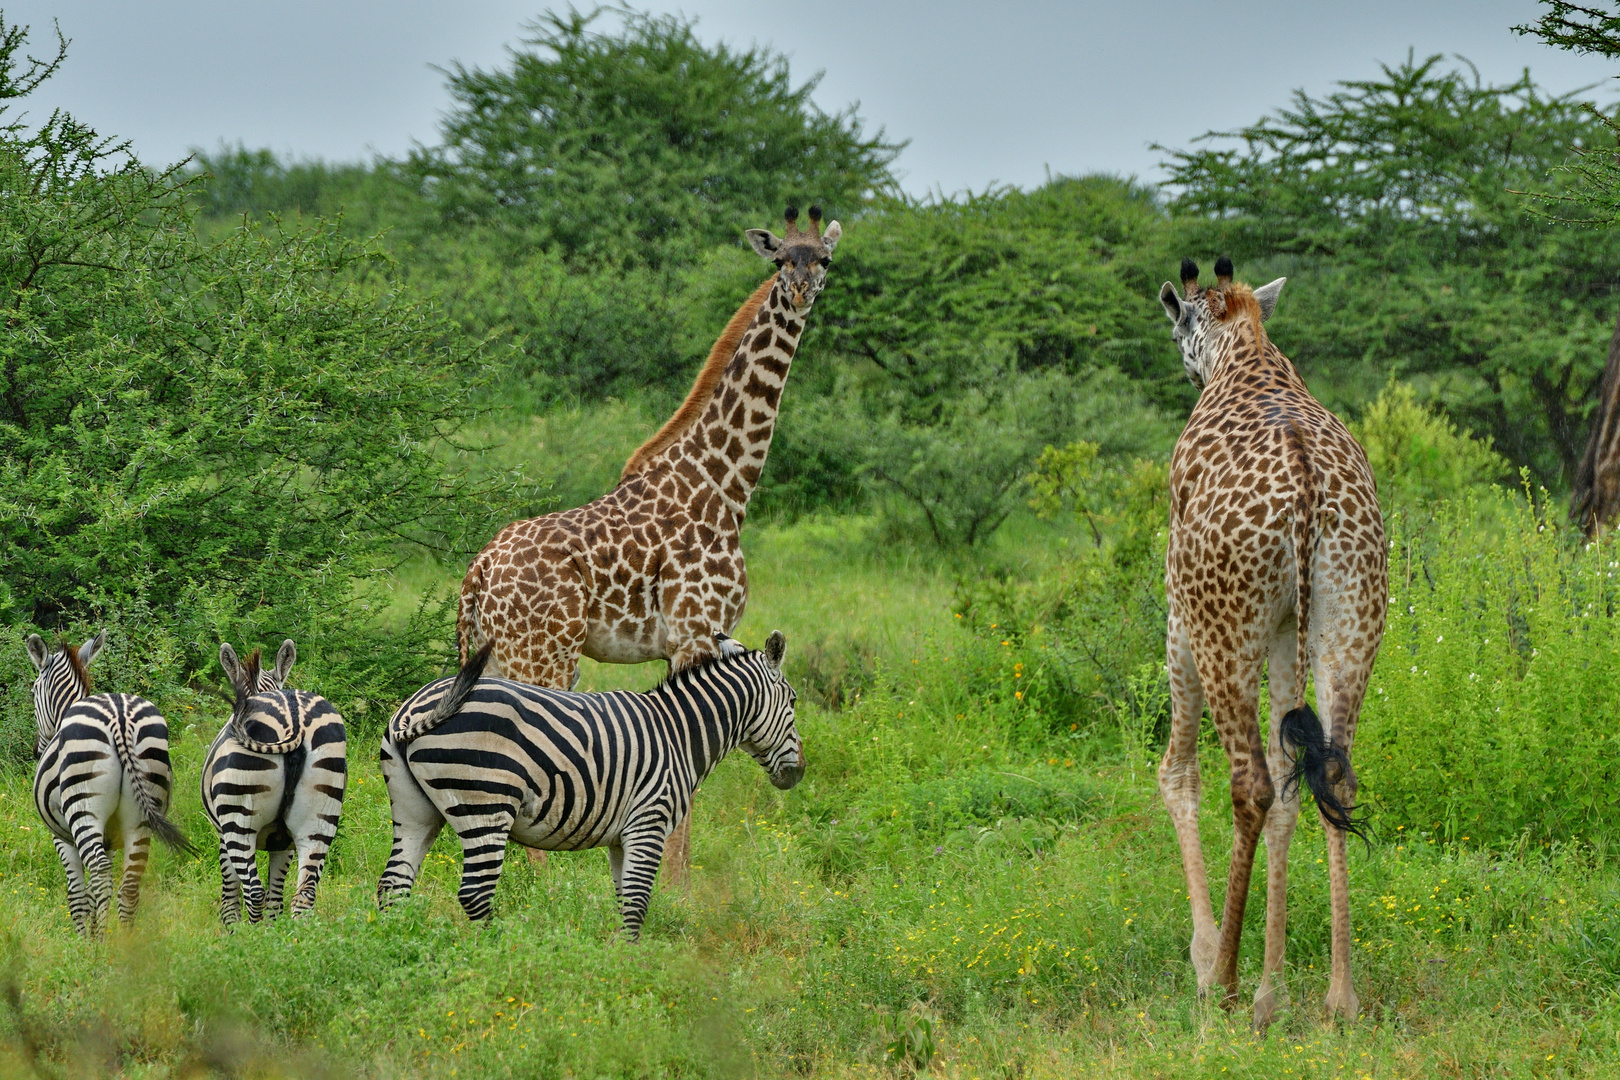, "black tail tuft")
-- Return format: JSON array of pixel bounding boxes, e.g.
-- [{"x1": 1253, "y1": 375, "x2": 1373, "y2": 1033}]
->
[
  {"x1": 144, "y1": 807, "x2": 199, "y2": 856},
  {"x1": 1279, "y1": 705, "x2": 1368, "y2": 842}
]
